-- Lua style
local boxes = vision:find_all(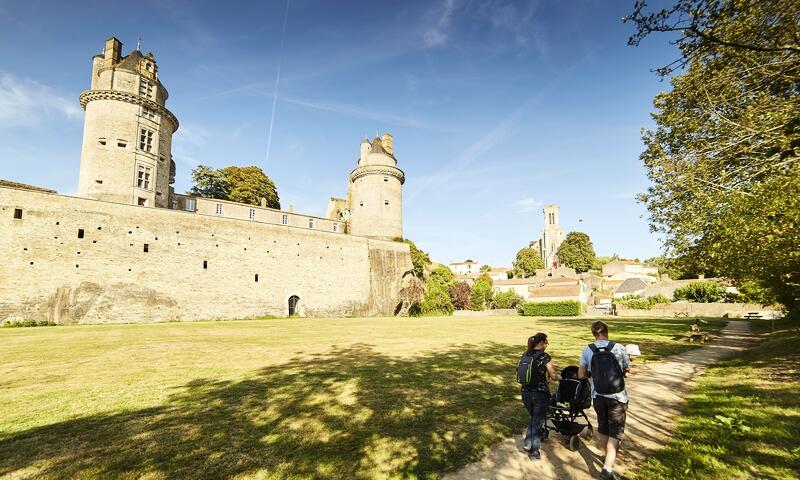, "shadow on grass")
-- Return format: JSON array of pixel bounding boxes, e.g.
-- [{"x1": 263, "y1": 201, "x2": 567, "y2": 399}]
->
[{"x1": 0, "y1": 342, "x2": 532, "y2": 480}]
